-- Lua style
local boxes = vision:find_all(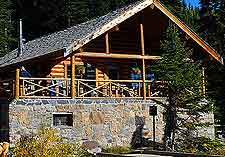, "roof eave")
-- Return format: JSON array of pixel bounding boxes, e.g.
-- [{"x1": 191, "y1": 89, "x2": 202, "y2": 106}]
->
[
  {"x1": 153, "y1": 0, "x2": 223, "y2": 64},
  {"x1": 65, "y1": 0, "x2": 154, "y2": 57}
]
